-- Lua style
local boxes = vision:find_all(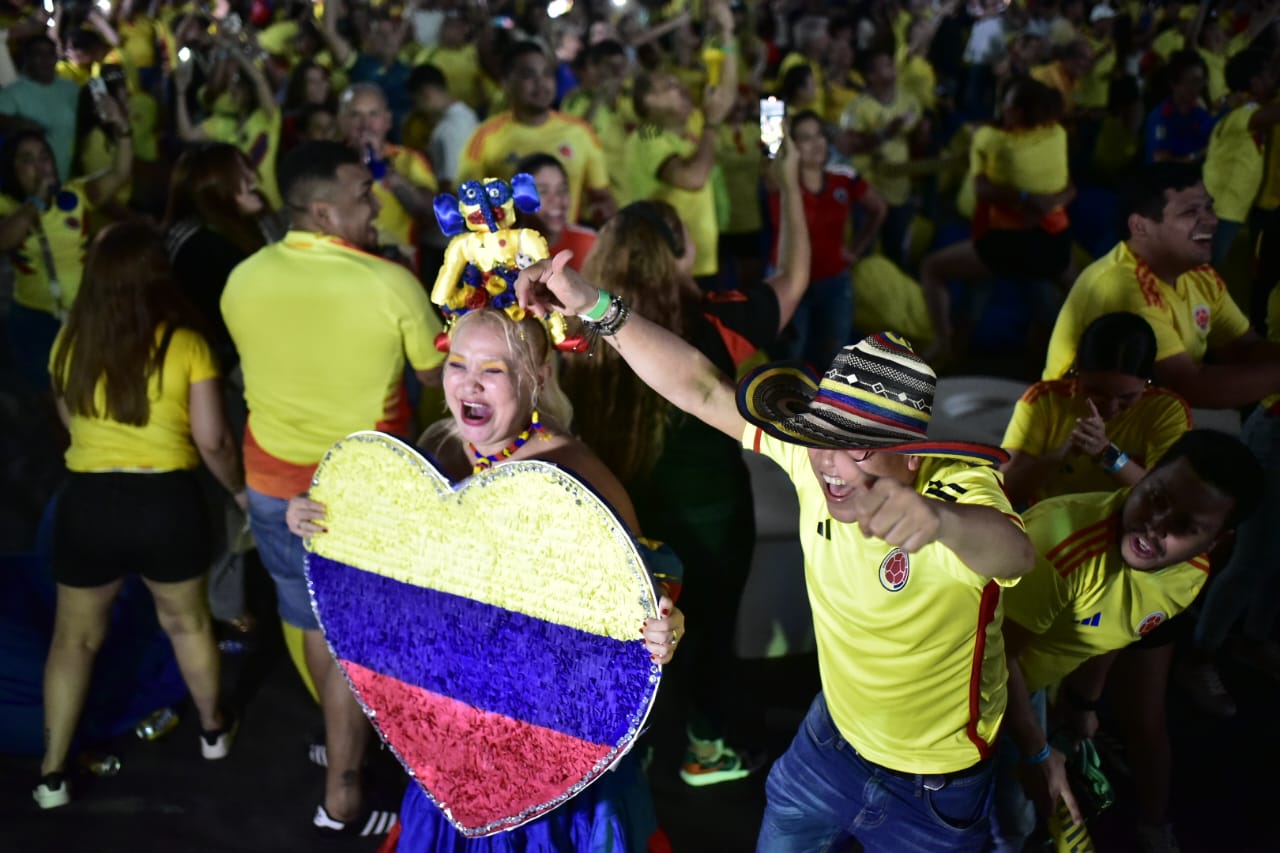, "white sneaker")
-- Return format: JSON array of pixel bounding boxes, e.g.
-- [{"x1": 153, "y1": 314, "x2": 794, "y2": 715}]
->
[
  {"x1": 200, "y1": 717, "x2": 237, "y2": 760},
  {"x1": 33, "y1": 774, "x2": 70, "y2": 809},
  {"x1": 1136, "y1": 821, "x2": 1181, "y2": 853},
  {"x1": 1174, "y1": 661, "x2": 1237, "y2": 717}
]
